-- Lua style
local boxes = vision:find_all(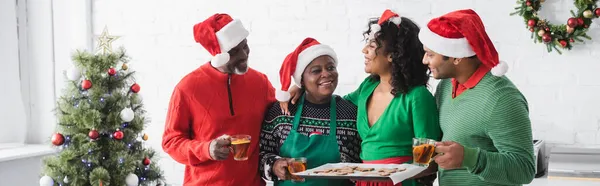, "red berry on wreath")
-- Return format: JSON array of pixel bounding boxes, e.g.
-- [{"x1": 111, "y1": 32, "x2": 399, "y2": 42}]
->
[
  {"x1": 89, "y1": 129, "x2": 99, "y2": 140},
  {"x1": 584, "y1": 24, "x2": 589, "y2": 28},
  {"x1": 130, "y1": 83, "x2": 141, "y2": 93},
  {"x1": 570, "y1": 38, "x2": 574, "y2": 42},
  {"x1": 108, "y1": 68, "x2": 116, "y2": 76},
  {"x1": 542, "y1": 34, "x2": 552, "y2": 43},
  {"x1": 529, "y1": 28, "x2": 534, "y2": 32},
  {"x1": 82, "y1": 79, "x2": 92, "y2": 90},
  {"x1": 559, "y1": 40, "x2": 567, "y2": 48},
  {"x1": 526, "y1": 1, "x2": 531, "y2": 6},
  {"x1": 567, "y1": 18, "x2": 578, "y2": 28},
  {"x1": 113, "y1": 130, "x2": 124, "y2": 140},
  {"x1": 577, "y1": 18, "x2": 584, "y2": 26},
  {"x1": 595, "y1": 8, "x2": 600, "y2": 17},
  {"x1": 527, "y1": 19, "x2": 536, "y2": 27},
  {"x1": 52, "y1": 133, "x2": 65, "y2": 146},
  {"x1": 143, "y1": 157, "x2": 151, "y2": 165},
  {"x1": 545, "y1": 27, "x2": 550, "y2": 32}
]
